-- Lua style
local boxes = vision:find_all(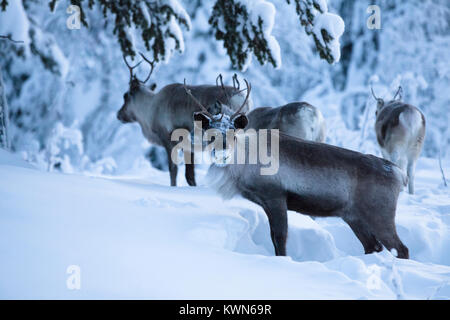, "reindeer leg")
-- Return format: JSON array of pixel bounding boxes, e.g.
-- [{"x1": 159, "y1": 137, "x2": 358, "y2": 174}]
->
[
  {"x1": 184, "y1": 151, "x2": 196, "y2": 186},
  {"x1": 344, "y1": 217, "x2": 382, "y2": 254},
  {"x1": 407, "y1": 160, "x2": 415, "y2": 194},
  {"x1": 262, "y1": 199, "x2": 288, "y2": 256},
  {"x1": 366, "y1": 211, "x2": 409, "y2": 259},
  {"x1": 164, "y1": 144, "x2": 178, "y2": 187}
]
